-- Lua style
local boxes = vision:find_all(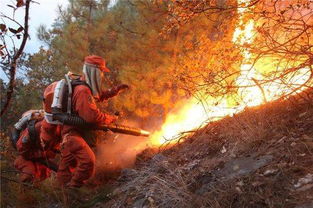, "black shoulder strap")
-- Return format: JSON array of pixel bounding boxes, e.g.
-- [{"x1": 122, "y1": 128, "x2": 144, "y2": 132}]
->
[
  {"x1": 27, "y1": 120, "x2": 38, "y2": 143},
  {"x1": 59, "y1": 78, "x2": 92, "y2": 115},
  {"x1": 71, "y1": 79, "x2": 92, "y2": 91}
]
